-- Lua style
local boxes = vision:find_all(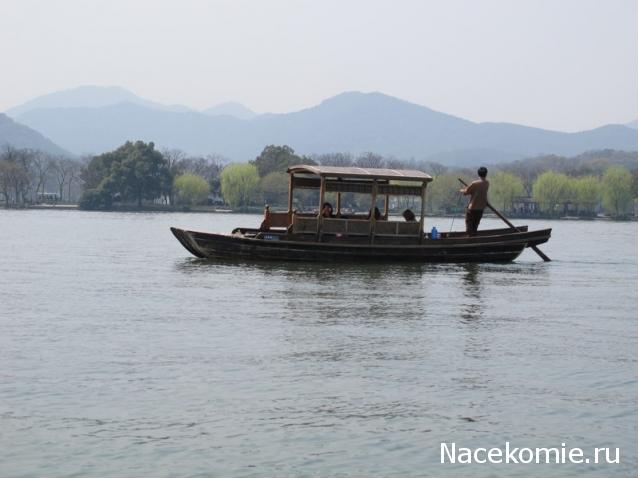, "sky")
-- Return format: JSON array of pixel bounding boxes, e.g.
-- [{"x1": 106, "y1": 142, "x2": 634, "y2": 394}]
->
[{"x1": 1, "y1": 0, "x2": 637, "y2": 132}]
